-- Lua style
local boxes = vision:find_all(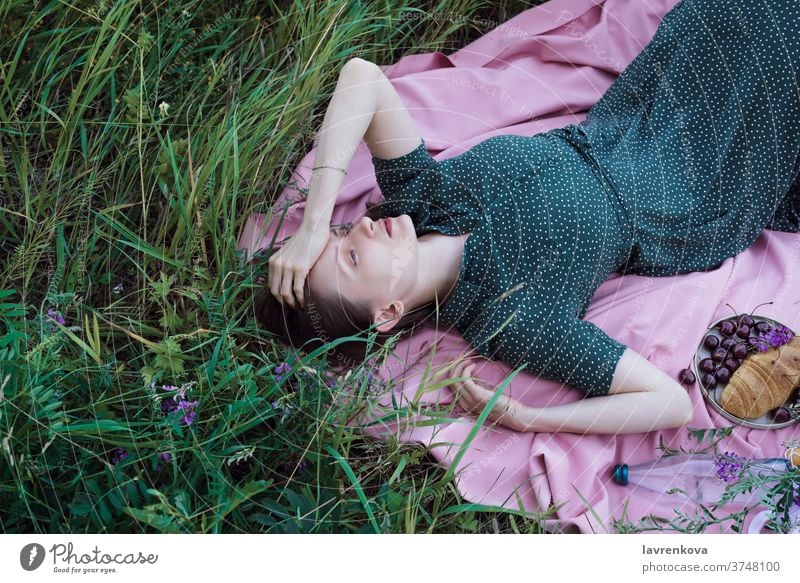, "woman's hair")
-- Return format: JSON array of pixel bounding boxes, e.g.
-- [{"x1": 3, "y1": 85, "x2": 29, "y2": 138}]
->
[{"x1": 253, "y1": 202, "x2": 436, "y2": 372}]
